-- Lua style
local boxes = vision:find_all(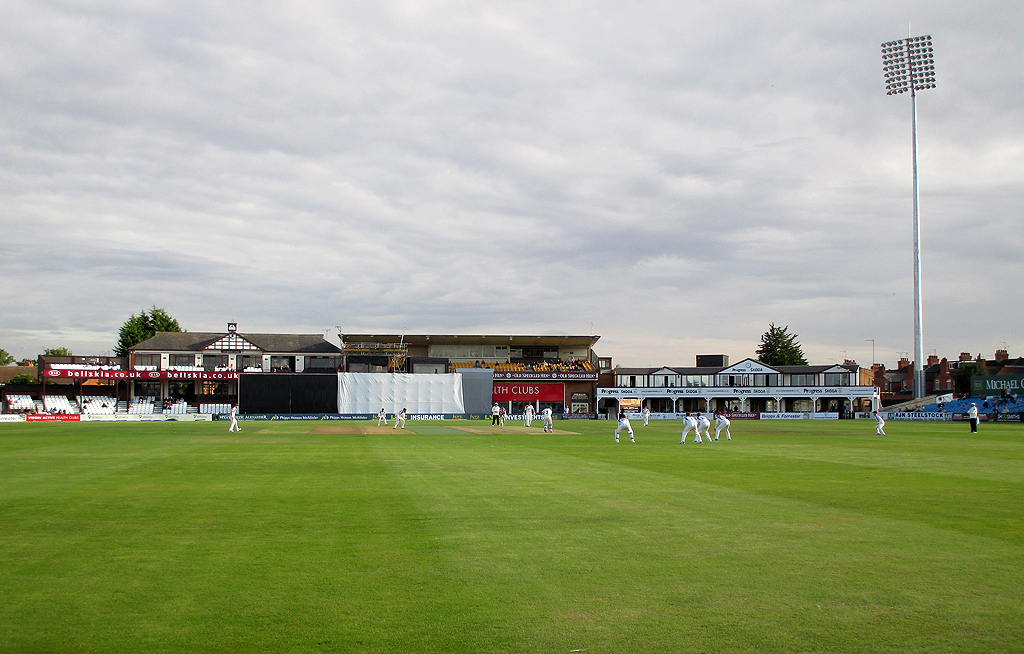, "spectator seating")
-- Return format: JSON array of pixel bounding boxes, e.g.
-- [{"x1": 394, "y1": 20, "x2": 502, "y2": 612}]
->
[
  {"x1": 5, "y1": 394, "x2": 35, "y2": 411},
  {"x1": 199, "y1": 403, "x2": 232, "y2": 414},
  {"x1": 918, "y1": 396, "x2": 1024, "y2": 414},
  {"x1": 81, "y1": 397, "x2": 117, "y2": 415},
  {"x1": 164, "y1": 401, "x2": 188, "y2": 414},
  {"x1": 43, "y1": 395, "x2": 76, "y2": 414},
  {"x1": 128, "y1": 401, "x2": 154, "y2": 414},
  {"x1": 49, "y1": 363, "x2": 121, "y2": 371}
]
